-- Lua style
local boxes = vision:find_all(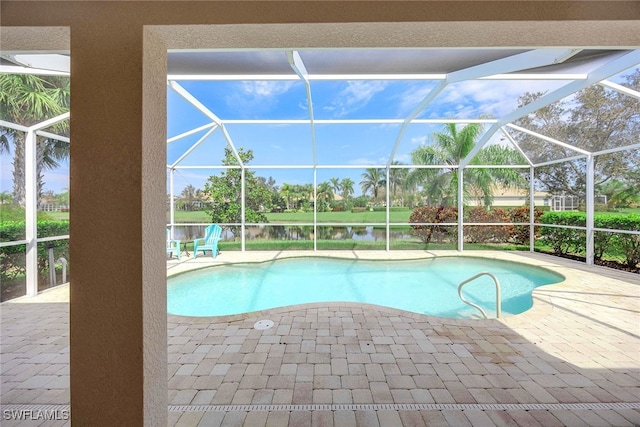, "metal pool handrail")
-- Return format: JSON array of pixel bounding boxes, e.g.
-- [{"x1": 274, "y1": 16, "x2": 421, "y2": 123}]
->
[{"x1": 457, "y1": 272, "x2": 502, "y2": 319}]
